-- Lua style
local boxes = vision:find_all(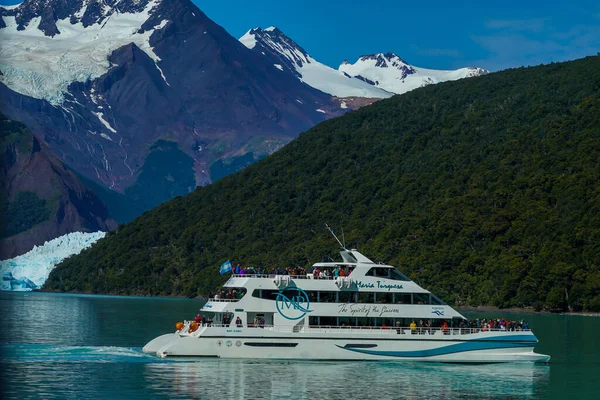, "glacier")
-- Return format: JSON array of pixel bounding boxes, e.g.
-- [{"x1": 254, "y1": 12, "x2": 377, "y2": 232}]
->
[
  {"x1": 0, "y1": 0, "x2": 168, "y2": 104},
  {"x1": 0, "y1": 231, "x2": 105, "y2": 291}
]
